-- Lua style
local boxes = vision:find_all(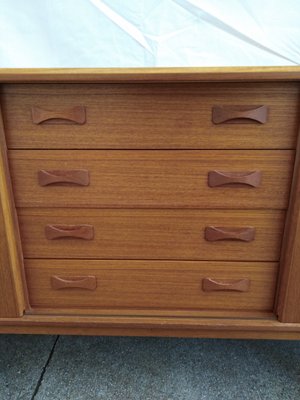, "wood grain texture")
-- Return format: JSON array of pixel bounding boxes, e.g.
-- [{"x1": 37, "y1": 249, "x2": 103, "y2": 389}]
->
[
  {"x1": 17, "y1": 209, "x2": 285, "y2": 261},
  {"x1": 0, "y1": 66, "x2": 300, "y2": 82},
  {"x1": 0, "y1": 203, "x2": 20, "y2": 316},
  {"x1": 2, "y1": 313, "x2": 300, "y2": 340},
  {"x1": 202, "y1": 278, "x2": 250, "y2": 292},
  {"x1": 0, "y1": 67, "x2": 300, "y2": 337},
  {"x1": 276, "y1": 120, "x2": 300, "y2": 322},
  {"x1": 0, "y1": 106, "x2": 27, "y2": 317},
  {"x1": 8, "y1": 150, "x2": 294, "y2": 209},
  {"x1": 25, "y1": 259, "x2": 277, "y2": 315},
  {"x1": 3, "y1": 325, "x2": 300, "y2": 339},
  {"x1": 27, "y1": 307, "x2": 273, "y2": 319},
  {"x1": 1, "y1": 82, "x2": 299, "y2": 149}
]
